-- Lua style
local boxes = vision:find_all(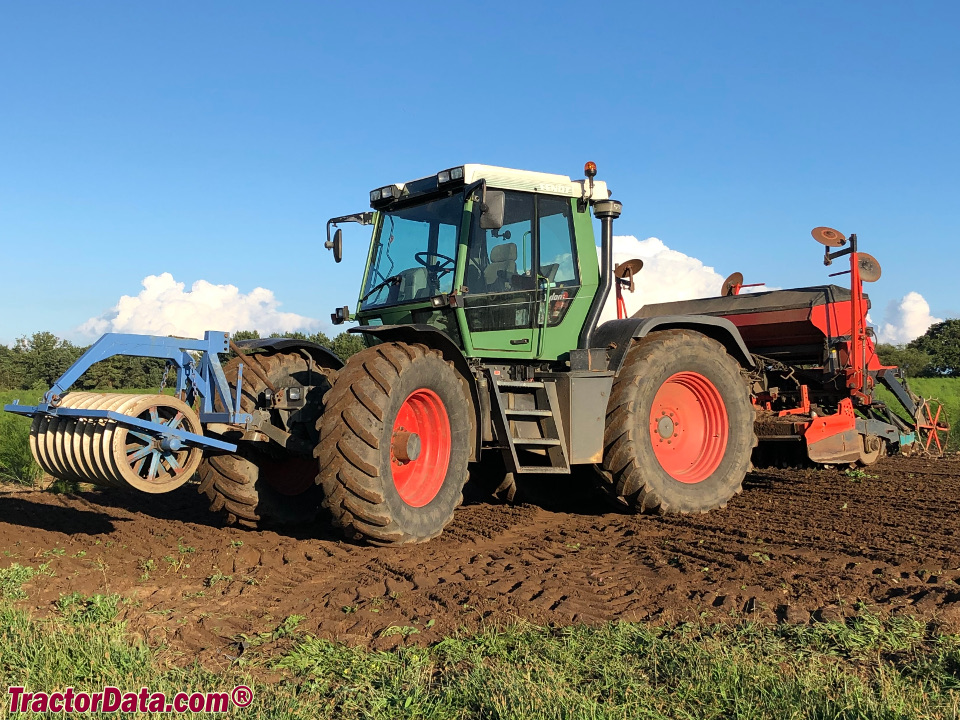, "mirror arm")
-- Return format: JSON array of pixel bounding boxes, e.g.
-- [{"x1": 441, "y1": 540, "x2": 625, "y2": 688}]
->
[
  {"x1": 325, "y1": 212, "x2": 374, "y2": 248},
  {"x1": 465, "y1": 179, "x2": 485, "y2": 204},
  {"x1": 325, "y1": 212, "x2": 374, "y2": 262}
]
